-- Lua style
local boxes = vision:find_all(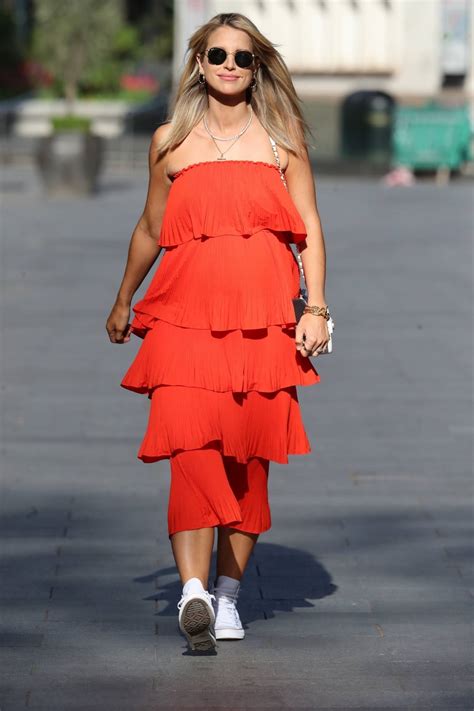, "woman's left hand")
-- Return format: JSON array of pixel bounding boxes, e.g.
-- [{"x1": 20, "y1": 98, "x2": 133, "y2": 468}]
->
[{"x1": 295, "y1": 313, "x2": 330, "y2": 357}]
